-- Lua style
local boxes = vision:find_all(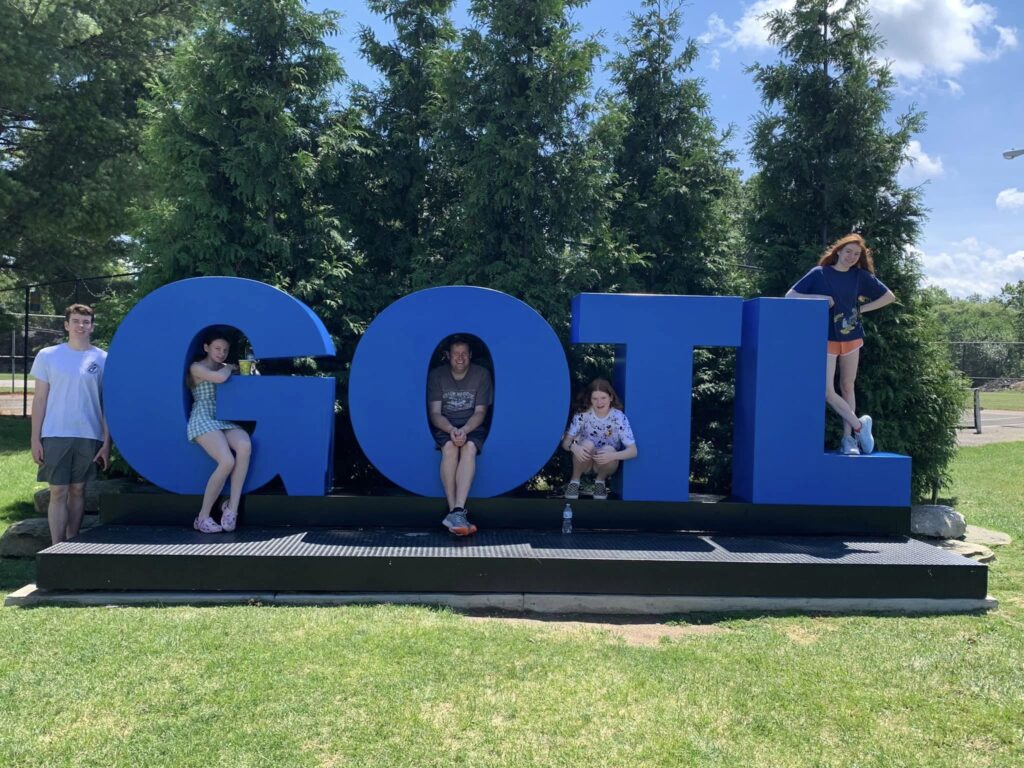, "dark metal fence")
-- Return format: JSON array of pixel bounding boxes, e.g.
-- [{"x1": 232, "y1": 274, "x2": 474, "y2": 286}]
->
[
  {"x1": 939, "y1": 342, "x2": 1024, "y2": 434},
  {"x1": 0, "y1": 273, "x2": 140, "y2": 416}
]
